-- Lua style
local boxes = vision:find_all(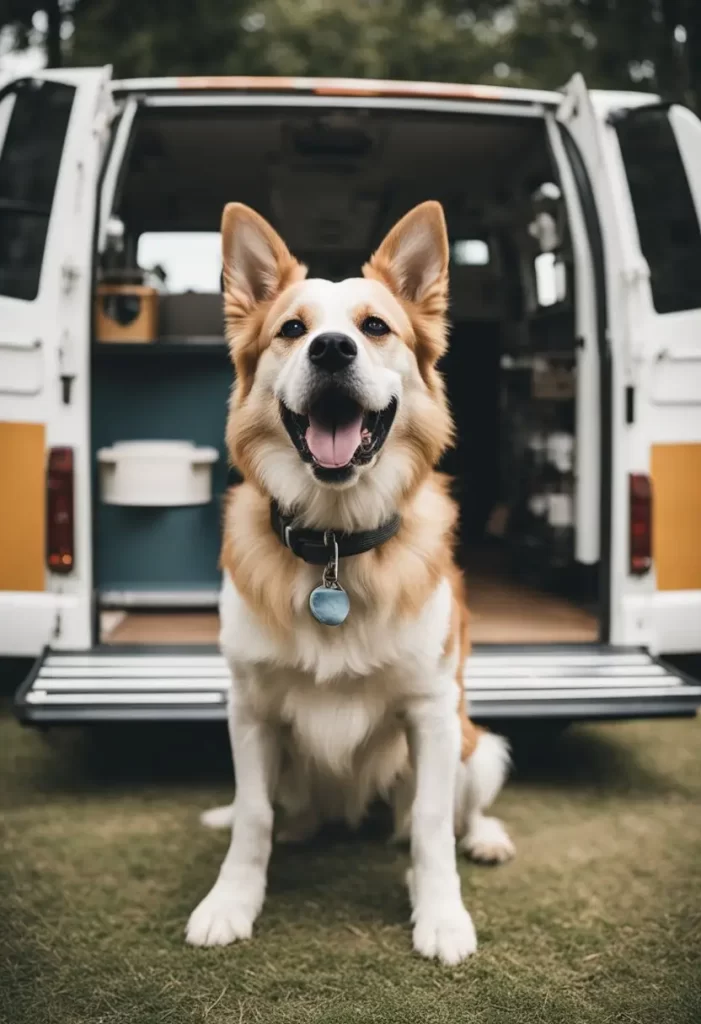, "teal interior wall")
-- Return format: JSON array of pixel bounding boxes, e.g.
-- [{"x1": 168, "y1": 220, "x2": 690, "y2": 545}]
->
[{"x1": 91, "y1": 348, "x2": 232, "y2": 596}]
